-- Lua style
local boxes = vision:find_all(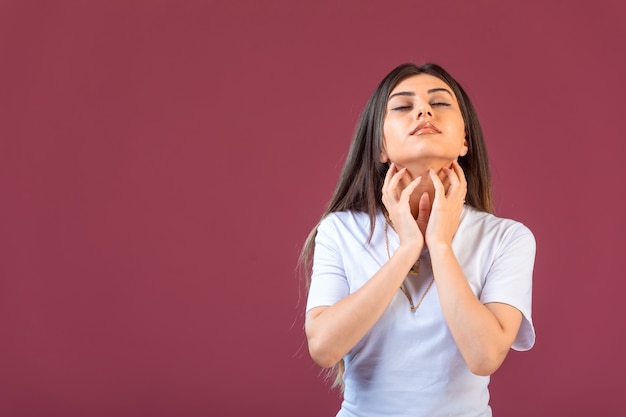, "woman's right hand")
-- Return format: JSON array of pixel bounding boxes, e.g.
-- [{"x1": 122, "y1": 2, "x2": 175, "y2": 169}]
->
[
  {"x1": 381, "y1": 163, "x2": 424, "y2": 259},
  {"x1": 306, "y1": 163, "x2": 429, "y2": 368}
]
